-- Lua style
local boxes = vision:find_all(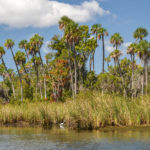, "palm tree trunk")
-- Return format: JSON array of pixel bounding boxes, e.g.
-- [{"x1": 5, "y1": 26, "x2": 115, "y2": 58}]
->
[
  {"x1": 25, "y1": 50, "x2": 29, "y2": 62},
  {"x1": 22, "y1": 64, "x2": 28, "y2": 74},
  {"x1": 131, "y1": 54, "x2": 134, "y2": 99},
  {"x1": 141, "y1": 75, "x2": 144, "y2": 98},
  {"x1": 1, "y1": 58, "x2": 16, "y2": 99},
  {"x1": 90, "y1": 55, "x2": 92, "y2": 71},
  {"x1": 74, "y1": 58, "x2": 77, "y2": 95},
  {"x1": 38, "y1": 52, "x2": 47, "y2": 99},
  {"x1": 37, "y1": 66, "x2": 43, "y2": 99},
  {"x1": 145, "y1": 61, "x2": 148, "y2": 95},
  {"x1": 68, "y1": 47, "x2": 74, "y2": 98},
  {"x1": 102, "y1": 35, "x2": 105, "y2": 73},
  {"x1": 92, "y1": 52, "x2": 95, "y2": 71},
  {"x1": 32, "y1": 53, "x2": 38, "y2": 99},
  {"x1": 44, "y1": 79, "x2": 47, "y2": 99},
  {"x1": 10, "y1": 48, "x2": 23, "y2": 101}
]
